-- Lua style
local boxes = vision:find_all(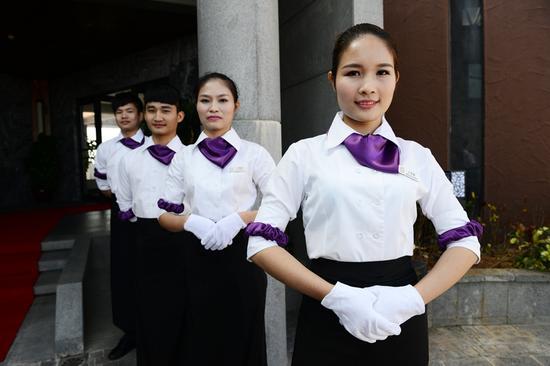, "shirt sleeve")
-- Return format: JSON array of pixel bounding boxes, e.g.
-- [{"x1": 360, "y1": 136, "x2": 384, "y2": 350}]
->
[
  {"x1": 247, "y1": 143, "x2": 306, "y2": 260},
  {"x1": 116, "y1": 154, "x2": 134, "y2": 214},
  {"x1": 417, "y1": 149, "x2": 481, "y2": 262},
  {"x1": 252, "y1": 145, "x2": 276, "y2": 194},
  {"x1": 160, "y1": 151, "x2": 187, "y2": 214},
  {"x1": 94, "y1": 143, "x2": 110, "y2": 191}
]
